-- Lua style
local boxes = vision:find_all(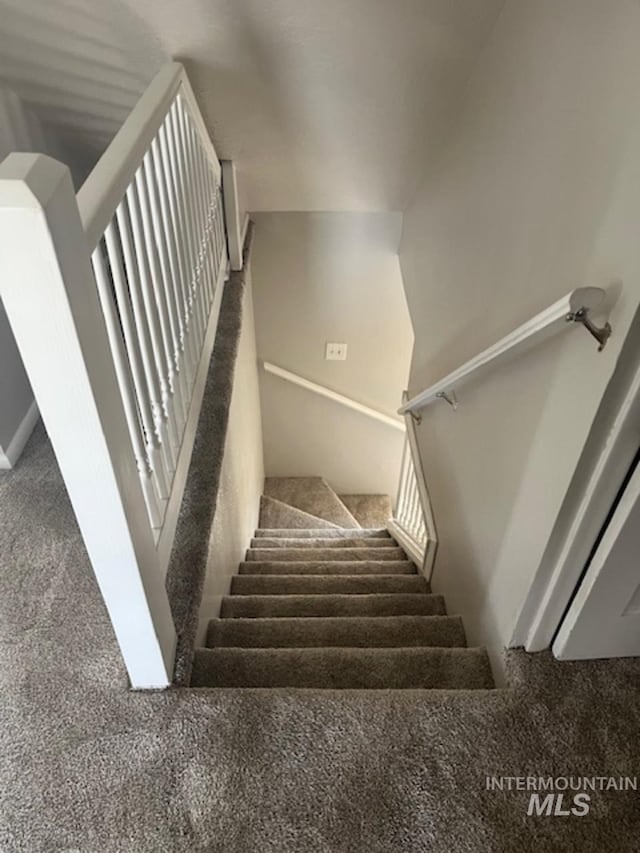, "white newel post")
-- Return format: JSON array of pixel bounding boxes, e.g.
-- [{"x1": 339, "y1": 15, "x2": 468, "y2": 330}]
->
[{"x1": 0, "y1": 154, "x2": 176, "y2": 688}]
